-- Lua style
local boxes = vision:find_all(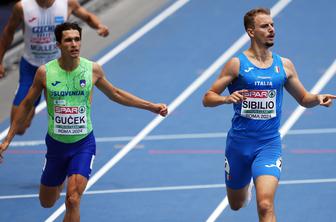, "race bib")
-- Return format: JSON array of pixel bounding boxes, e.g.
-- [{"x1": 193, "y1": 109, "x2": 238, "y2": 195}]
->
[
  {"x1": 241, "y1": 90, "x2": 277, "y2": 120},
  {"x1": 54, "y1": 106, "x2": 87, "y2": 135}
]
